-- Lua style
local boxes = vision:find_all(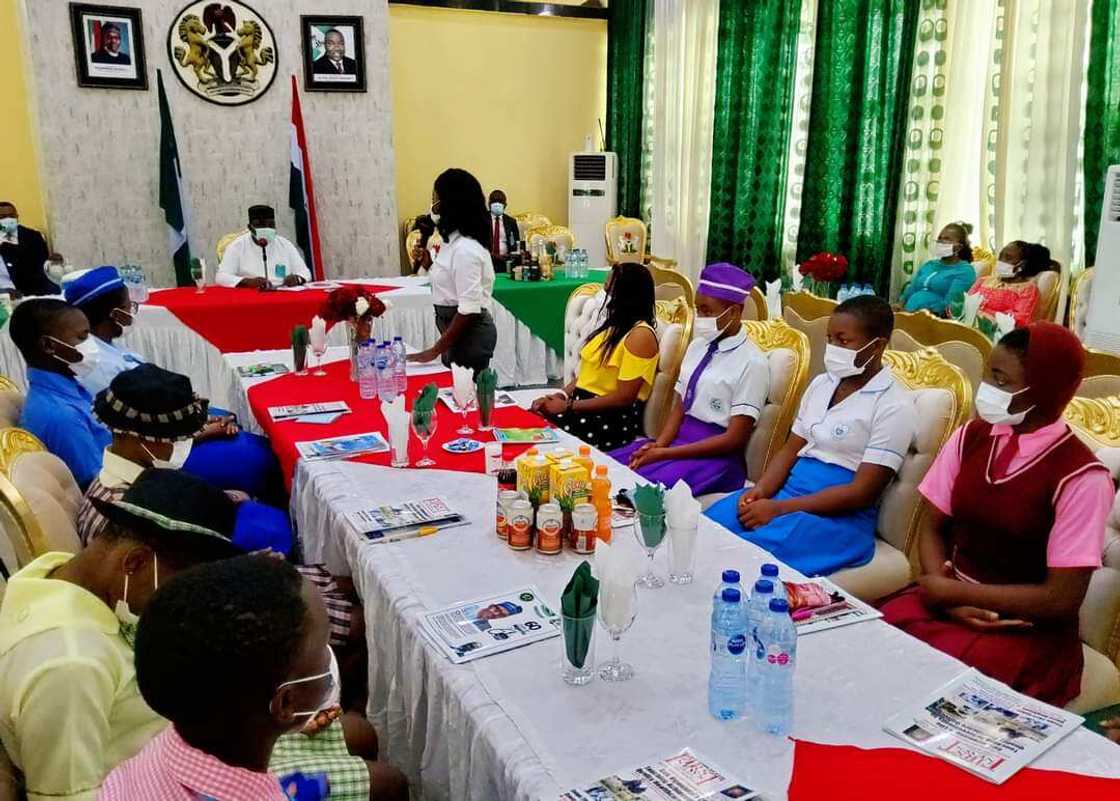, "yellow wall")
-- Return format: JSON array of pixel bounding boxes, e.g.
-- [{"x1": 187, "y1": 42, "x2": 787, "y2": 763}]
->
[
  {"x1": 0, "y1": 0, "x2": 46, "y2": 233},
  {"x1": 389, "y1": 6, "x2": 607, "y2": 231}
]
